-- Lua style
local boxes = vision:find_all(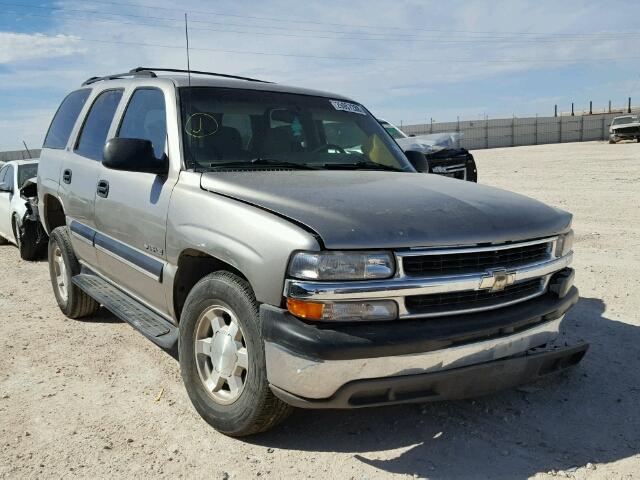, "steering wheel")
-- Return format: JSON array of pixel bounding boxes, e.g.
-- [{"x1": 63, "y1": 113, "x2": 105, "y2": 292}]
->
[{"x1": 312, "y1": 143, "x2": 346, "y2": 154}]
